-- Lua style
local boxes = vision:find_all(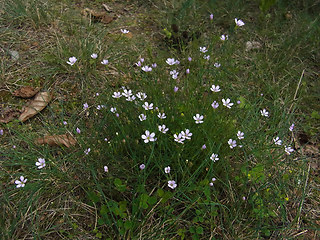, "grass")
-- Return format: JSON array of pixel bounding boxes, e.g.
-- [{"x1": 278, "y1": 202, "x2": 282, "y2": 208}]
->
[{"x1": 1, "y1": 0, "x2": 319, "y2": 239}]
